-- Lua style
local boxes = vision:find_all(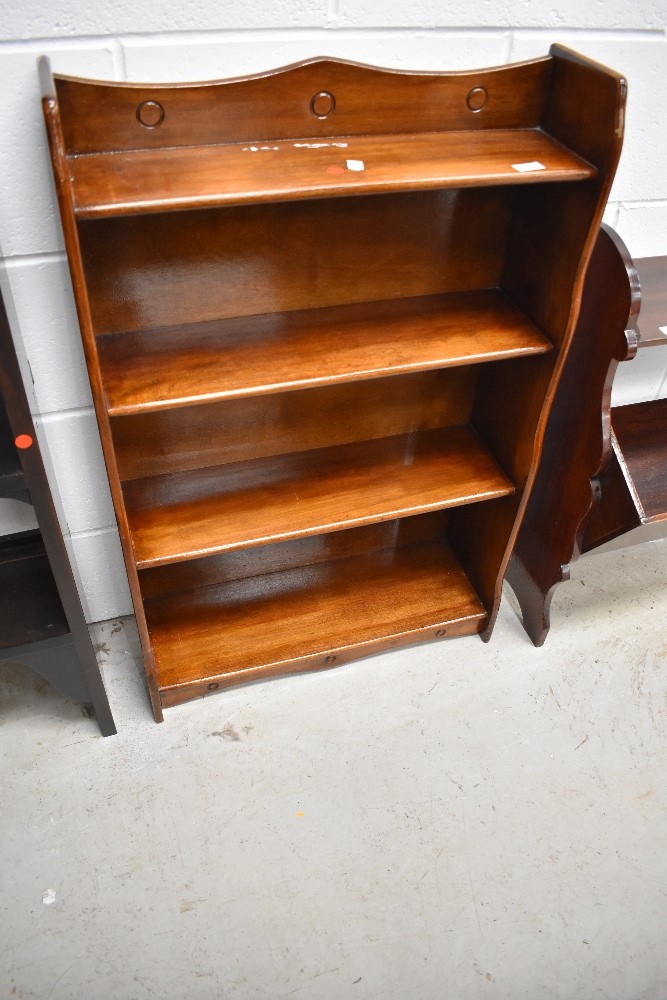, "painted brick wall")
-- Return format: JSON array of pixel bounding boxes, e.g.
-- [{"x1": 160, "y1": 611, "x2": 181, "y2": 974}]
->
[{"x1": 0, "y1": 2, "x2": 665, "y2": 622}]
